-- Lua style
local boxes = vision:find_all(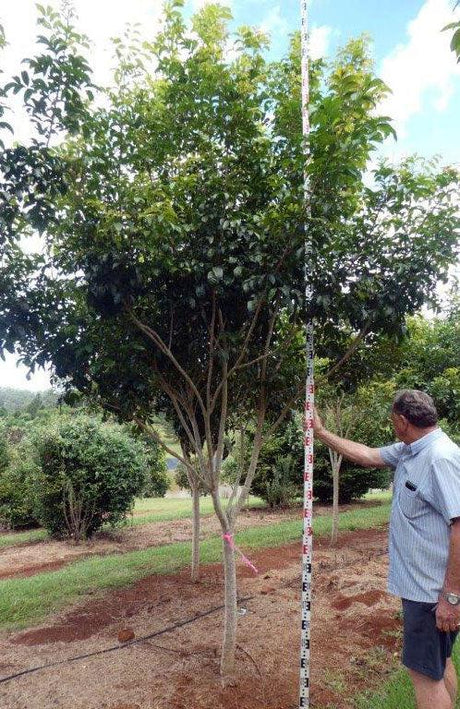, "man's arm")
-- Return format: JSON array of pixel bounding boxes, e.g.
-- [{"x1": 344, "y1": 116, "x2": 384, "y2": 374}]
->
[
  {"x1": 313, "y1": 408, "x2": 387, "y2": 469},
  {"x1": 436, "y1": 518, "x2": 460, "y2": 633}
]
